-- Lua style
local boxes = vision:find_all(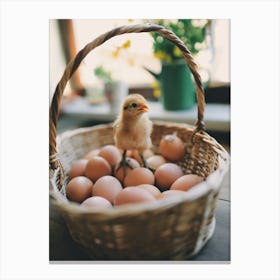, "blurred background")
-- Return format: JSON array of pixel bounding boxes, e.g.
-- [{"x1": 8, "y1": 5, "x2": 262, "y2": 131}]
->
[{"x1": 50, "y1": 19, "x2": 230, "y2": 145}]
